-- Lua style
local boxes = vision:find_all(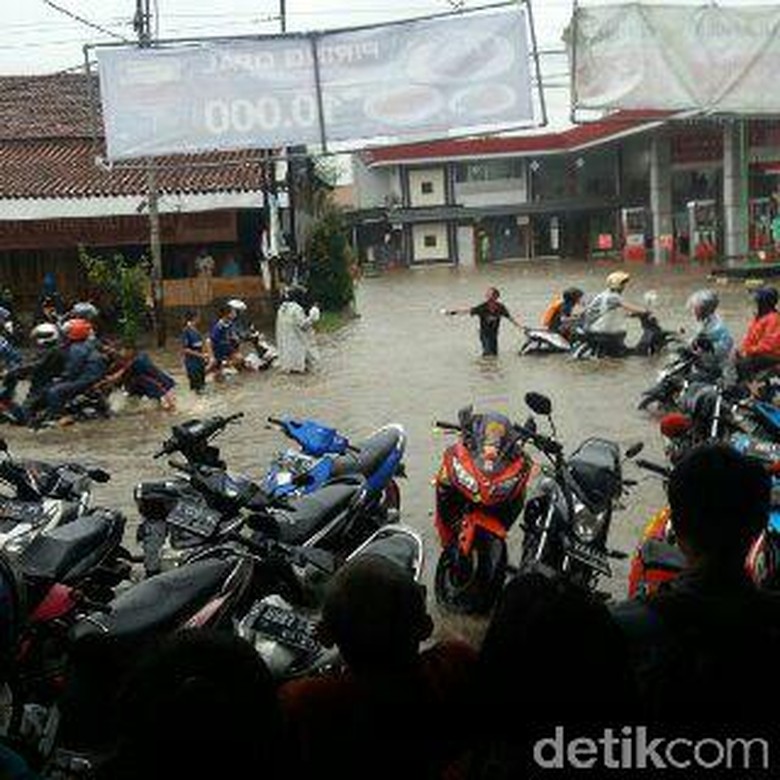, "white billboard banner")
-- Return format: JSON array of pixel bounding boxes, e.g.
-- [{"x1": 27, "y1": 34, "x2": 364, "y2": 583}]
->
[
  {"x1": 97, "y1": 8, "x2": 533, "y2": 160},
  {"x1": 572, "y1": 4, "x2": 780, "y2": 113}
]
